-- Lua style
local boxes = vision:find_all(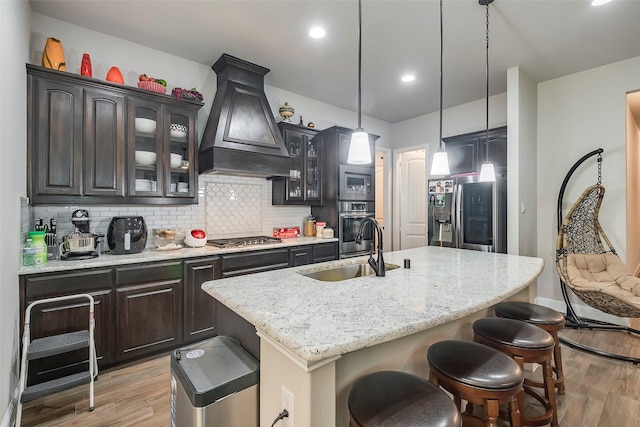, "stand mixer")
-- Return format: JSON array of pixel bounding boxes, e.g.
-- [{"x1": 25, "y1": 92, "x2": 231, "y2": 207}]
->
[{"x1": 59, "y1": 210, "x2": 103, "y2": 260}]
